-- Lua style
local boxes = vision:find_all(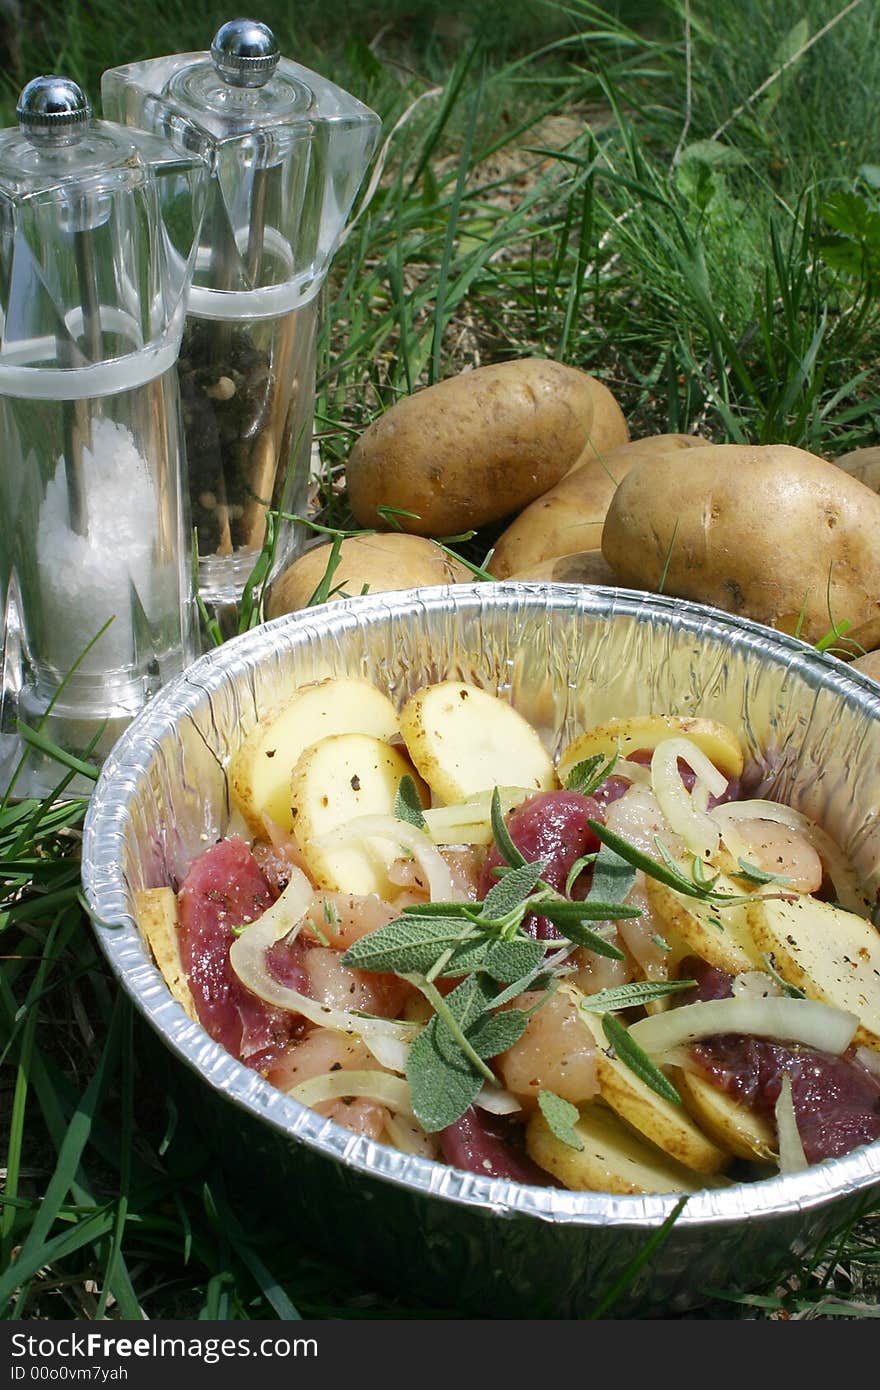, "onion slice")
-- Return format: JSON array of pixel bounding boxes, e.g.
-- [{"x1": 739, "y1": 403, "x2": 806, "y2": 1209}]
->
[
  {"x1": 774, "y1": 1073, "x2": 807, "y2": 1173},
  {"x1": 651, "y1": 738, "x2": 726, "y2": 861},
  {"x1": 475, "y1": 1084, "x2": 522, "y2": 1115},
  {"x1": 229, "y1": 929, "x2": 418, "y2": 1051},
  {"x1": 286, "y1": 1068, "x2": 414, "y2": 1115},
  {"x1": 311, "y1": 814, "x2": 456, "y2": 902},
  {"x1": 422, "y1": 787, "x2": 532, "y2": 846},
  {"x1": 384, "y1": 1113, "x2": 438, "y2": 1158},
  {"x1": 855, "y1": 1045, "x2": 880, "y2": 1078},
  {"x1": 628, "y1": 996, "x2": 859, "y2": 1057},
  {"x1": 709, "y1": 800, "x2": 869, "y2": 915},
  {"x1": 731, "y1": 970, "x2": 783, "y2": 1000},
  {"x1": 233, "y1": 865, "x2": 314, "y2": 955},
  {"x1": 362, "y1": 1034, "x2": 411, "y2": 1073},
  {"x1": 229, "y1": 851, "x2": 417, "y2": 1068}
]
